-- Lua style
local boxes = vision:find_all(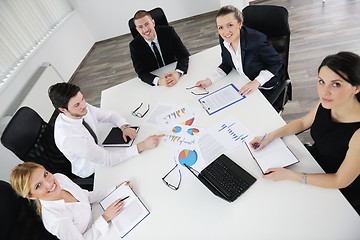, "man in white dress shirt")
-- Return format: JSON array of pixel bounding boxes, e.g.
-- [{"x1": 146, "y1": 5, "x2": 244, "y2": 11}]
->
[{"x1": 48, "y1": 82, "x2": 163, "y2": 178}]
